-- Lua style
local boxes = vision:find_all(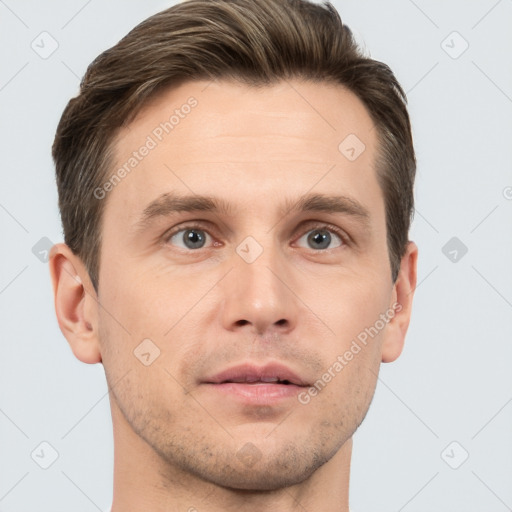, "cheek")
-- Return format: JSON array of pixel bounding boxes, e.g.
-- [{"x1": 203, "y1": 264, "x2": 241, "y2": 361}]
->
[
  {"x1": 98, "y1": 257, "x2": 183, "y2": 337},
  {"x1": 96, "y1": 262, "x2": 213, "y2": 389},
  {"x1": 310, "y1": 272, "x2": 392, "y2": 406},
  {"x1": 320, "y1": 271, "x2": 392, "y2": 340}
]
